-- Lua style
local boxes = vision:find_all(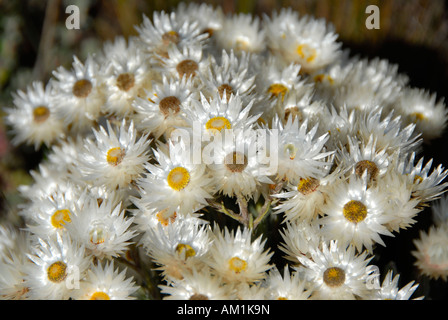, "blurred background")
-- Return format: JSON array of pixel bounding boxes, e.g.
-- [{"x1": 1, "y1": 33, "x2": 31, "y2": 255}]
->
[{"x1": 0, "y1": 0, "x2": 447, "y2": 299}]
